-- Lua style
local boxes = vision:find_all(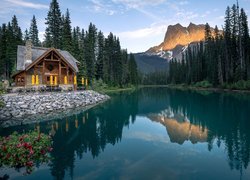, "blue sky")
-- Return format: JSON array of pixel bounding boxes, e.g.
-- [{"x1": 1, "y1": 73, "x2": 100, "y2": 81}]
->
[{"x1": 0, "y1": 0, "x2": 250, "y2": 53}]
